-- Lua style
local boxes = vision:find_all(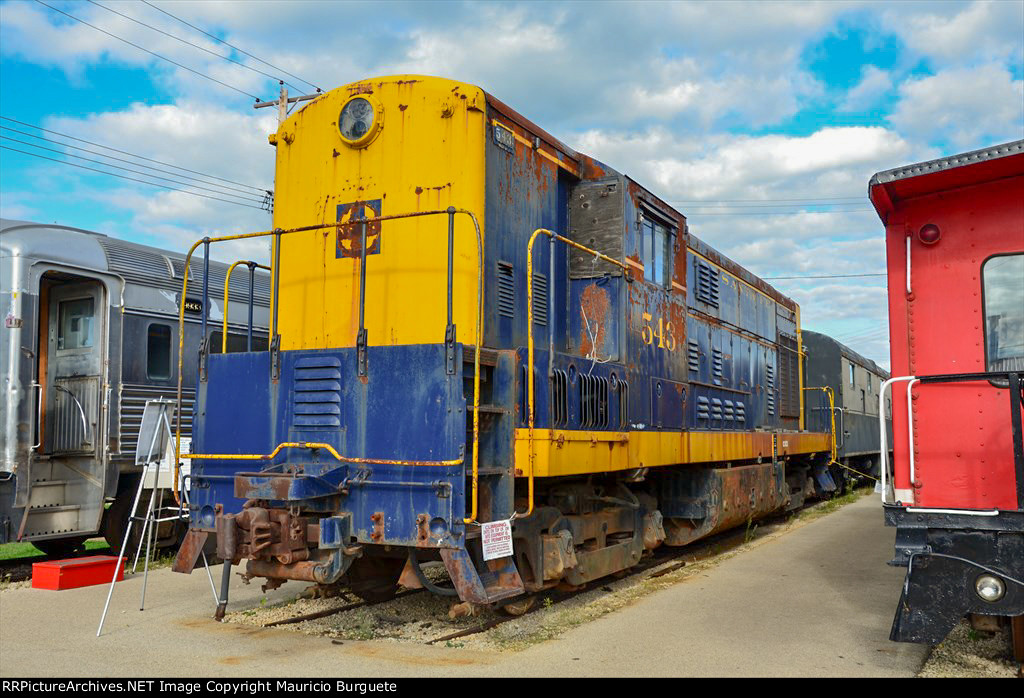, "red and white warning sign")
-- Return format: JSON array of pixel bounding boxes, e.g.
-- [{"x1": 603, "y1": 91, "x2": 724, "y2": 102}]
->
[{"x1": 481, "y1": 519, "x2": 514, "y2": 561}]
